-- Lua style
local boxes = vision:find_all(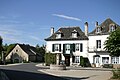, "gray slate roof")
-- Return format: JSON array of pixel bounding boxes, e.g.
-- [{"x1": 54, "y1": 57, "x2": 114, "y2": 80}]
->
[
  {"x1": 18, "y1": 44, "x2": 38, "y2": 56},
  {"x1": 89, "y1": 18, "x2": 120, "y2": 35},
  {"x1": 45, "y1": 27, "x2": 88, "y2": 41}
]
